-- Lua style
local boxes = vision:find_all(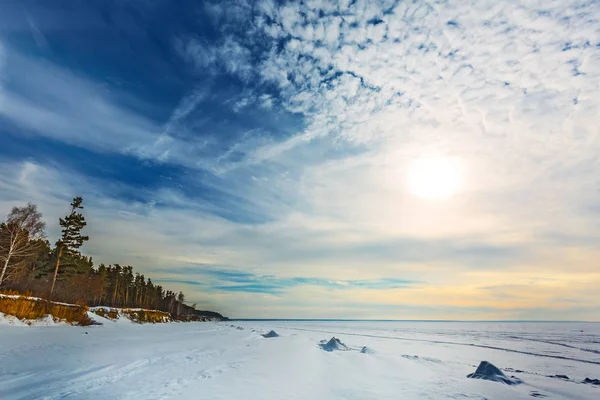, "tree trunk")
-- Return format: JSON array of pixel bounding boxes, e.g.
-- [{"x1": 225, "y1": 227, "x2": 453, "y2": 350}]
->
[
  {"x1": 0, "y1": 240, "x2": 15, "y2": 287},
  {"x1": 112, "y1": 277, "x2": 118, "y2": 306},
  {"x1": 0, "y1": 255, "x2": 11, "y2": 287},
  {"x1": 50, "y1": 245, "x2": 63, "y2": 297}
]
